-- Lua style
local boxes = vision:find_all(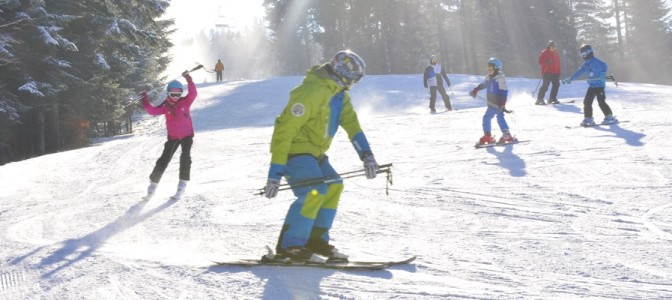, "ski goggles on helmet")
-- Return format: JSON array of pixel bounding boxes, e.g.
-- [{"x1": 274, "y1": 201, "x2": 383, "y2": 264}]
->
[
  {"x1": 168, "y1": 92, "x2": 182, "y2": 98},
  {"x1": 581, "y1": 49, "x2": 593, "y2": 58}
]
